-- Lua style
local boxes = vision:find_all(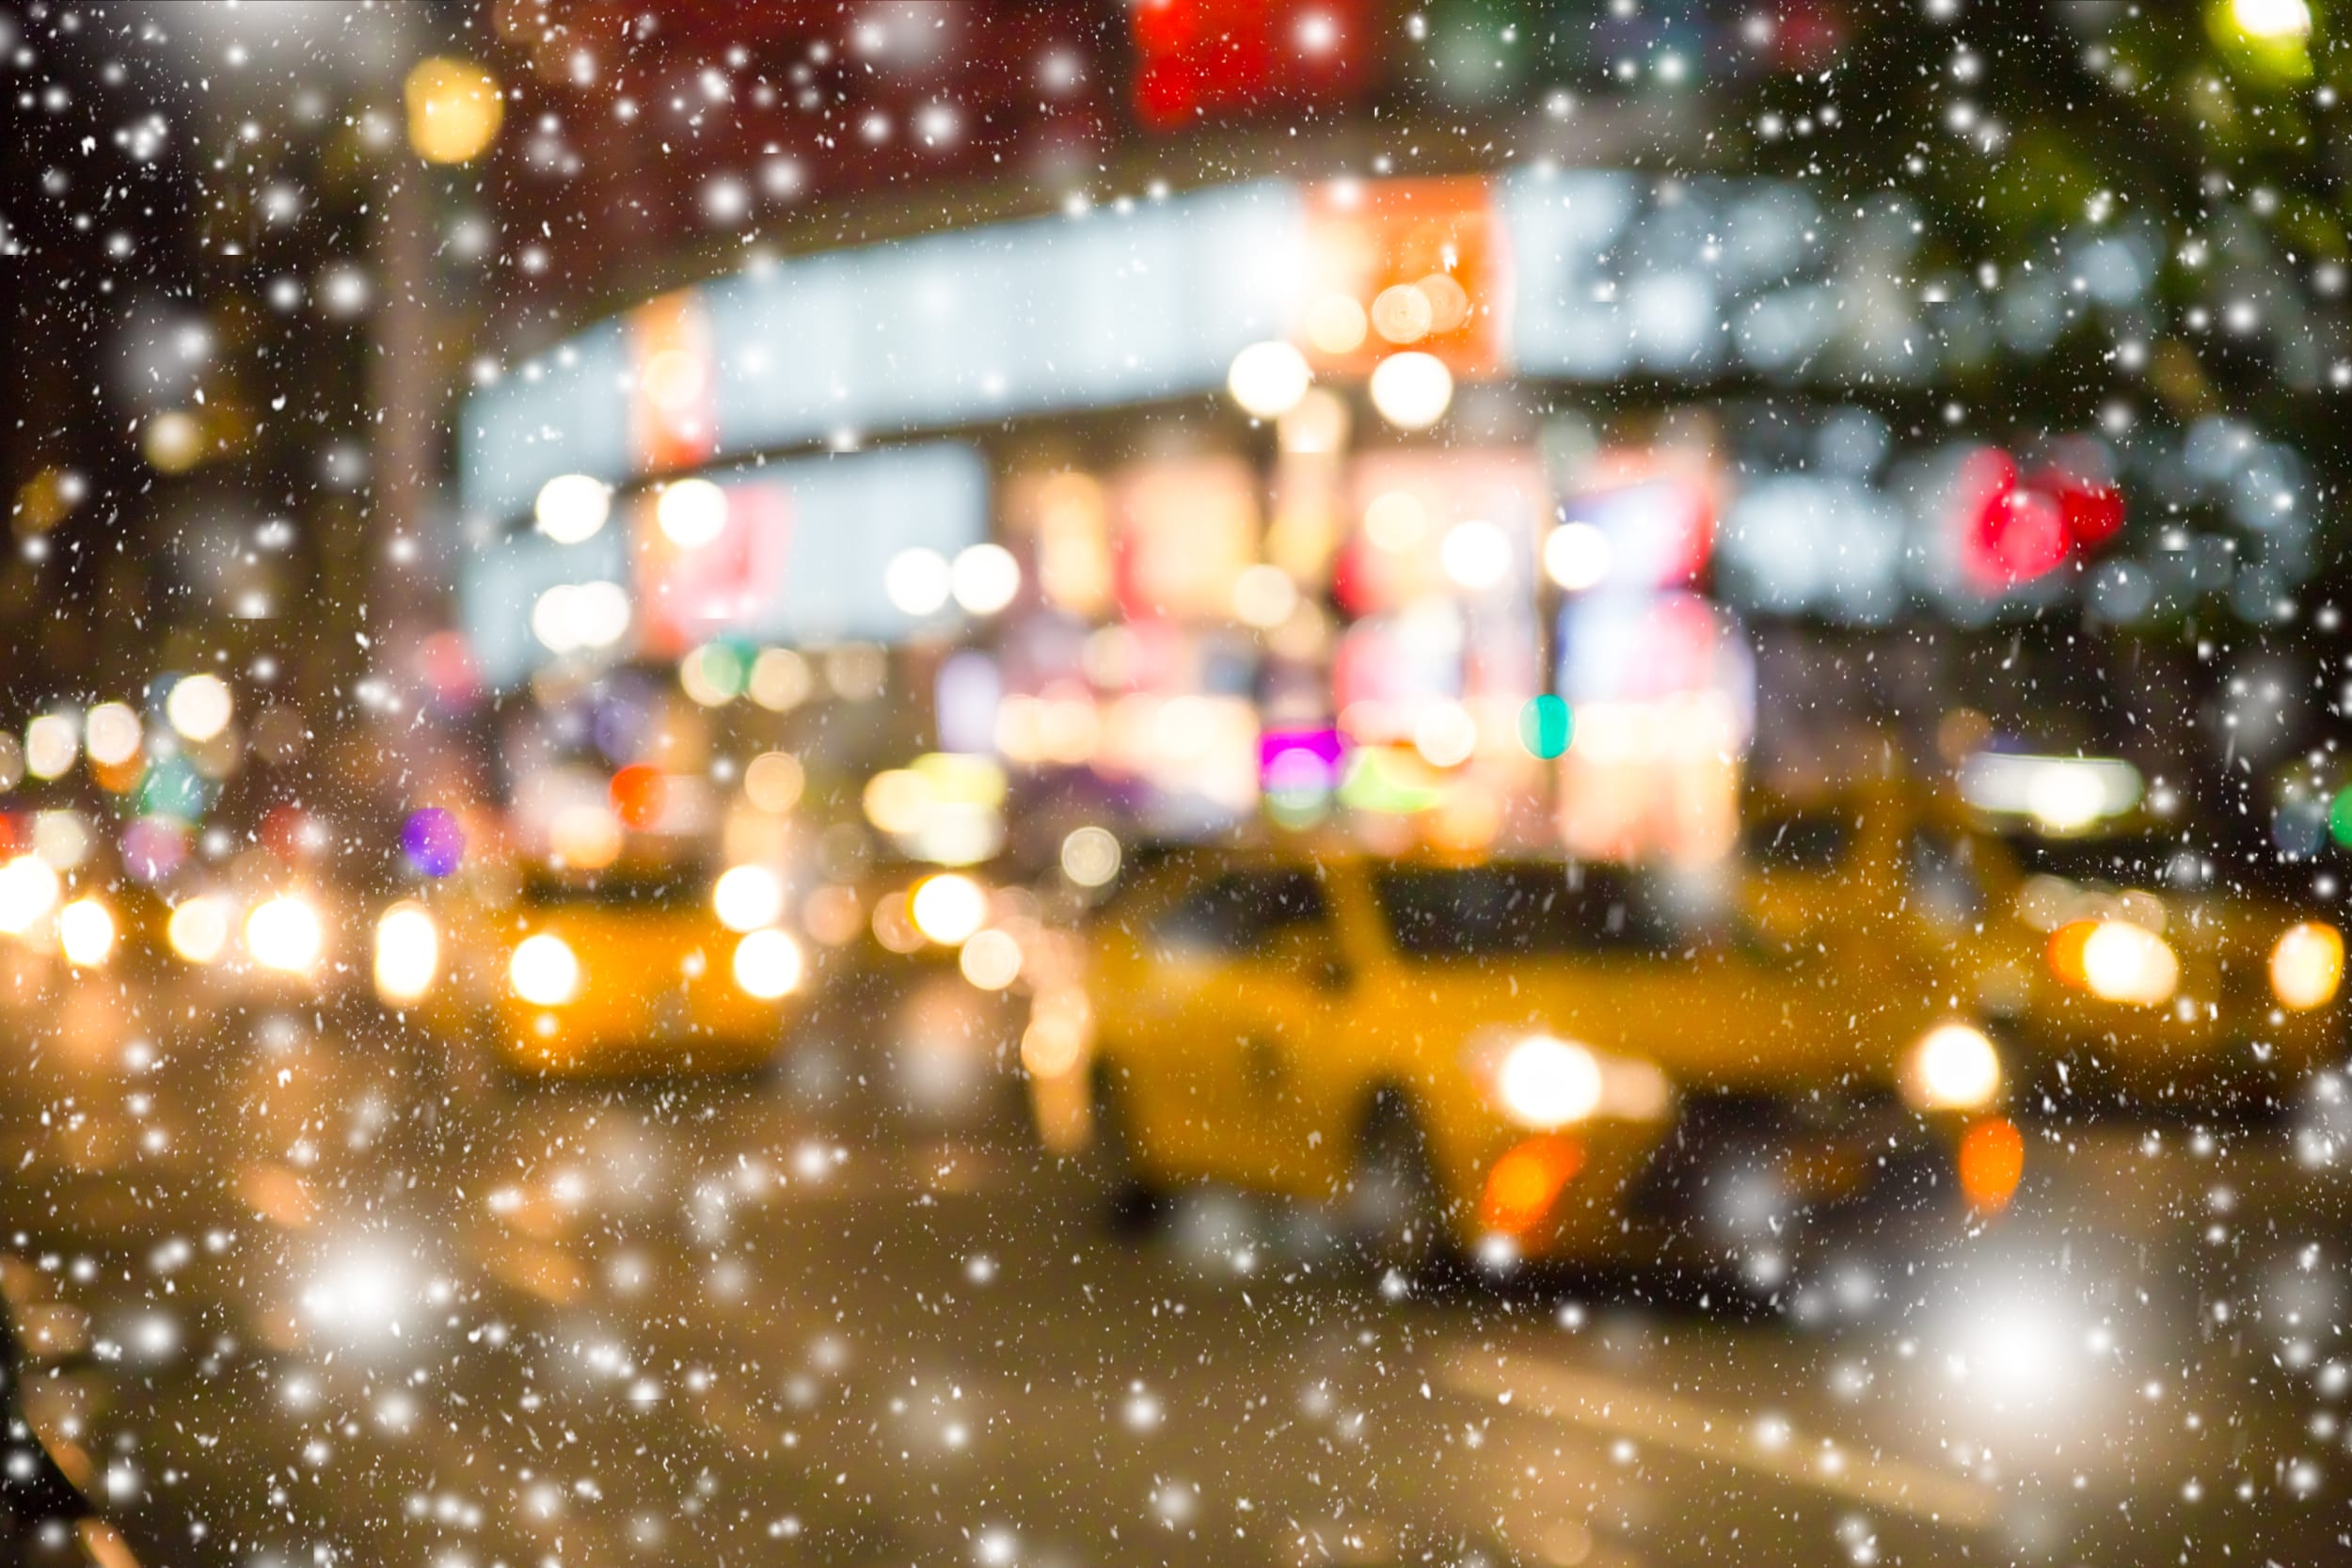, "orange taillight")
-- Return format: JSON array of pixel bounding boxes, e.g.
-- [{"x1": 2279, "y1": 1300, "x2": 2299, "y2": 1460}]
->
[
  {"x1": 1479, "y1": 1134, "x2": 1585, "y2": 1236},
  {"x1": 1958, "y1": 1117, "x2": 2026, "y2": 1212}
]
